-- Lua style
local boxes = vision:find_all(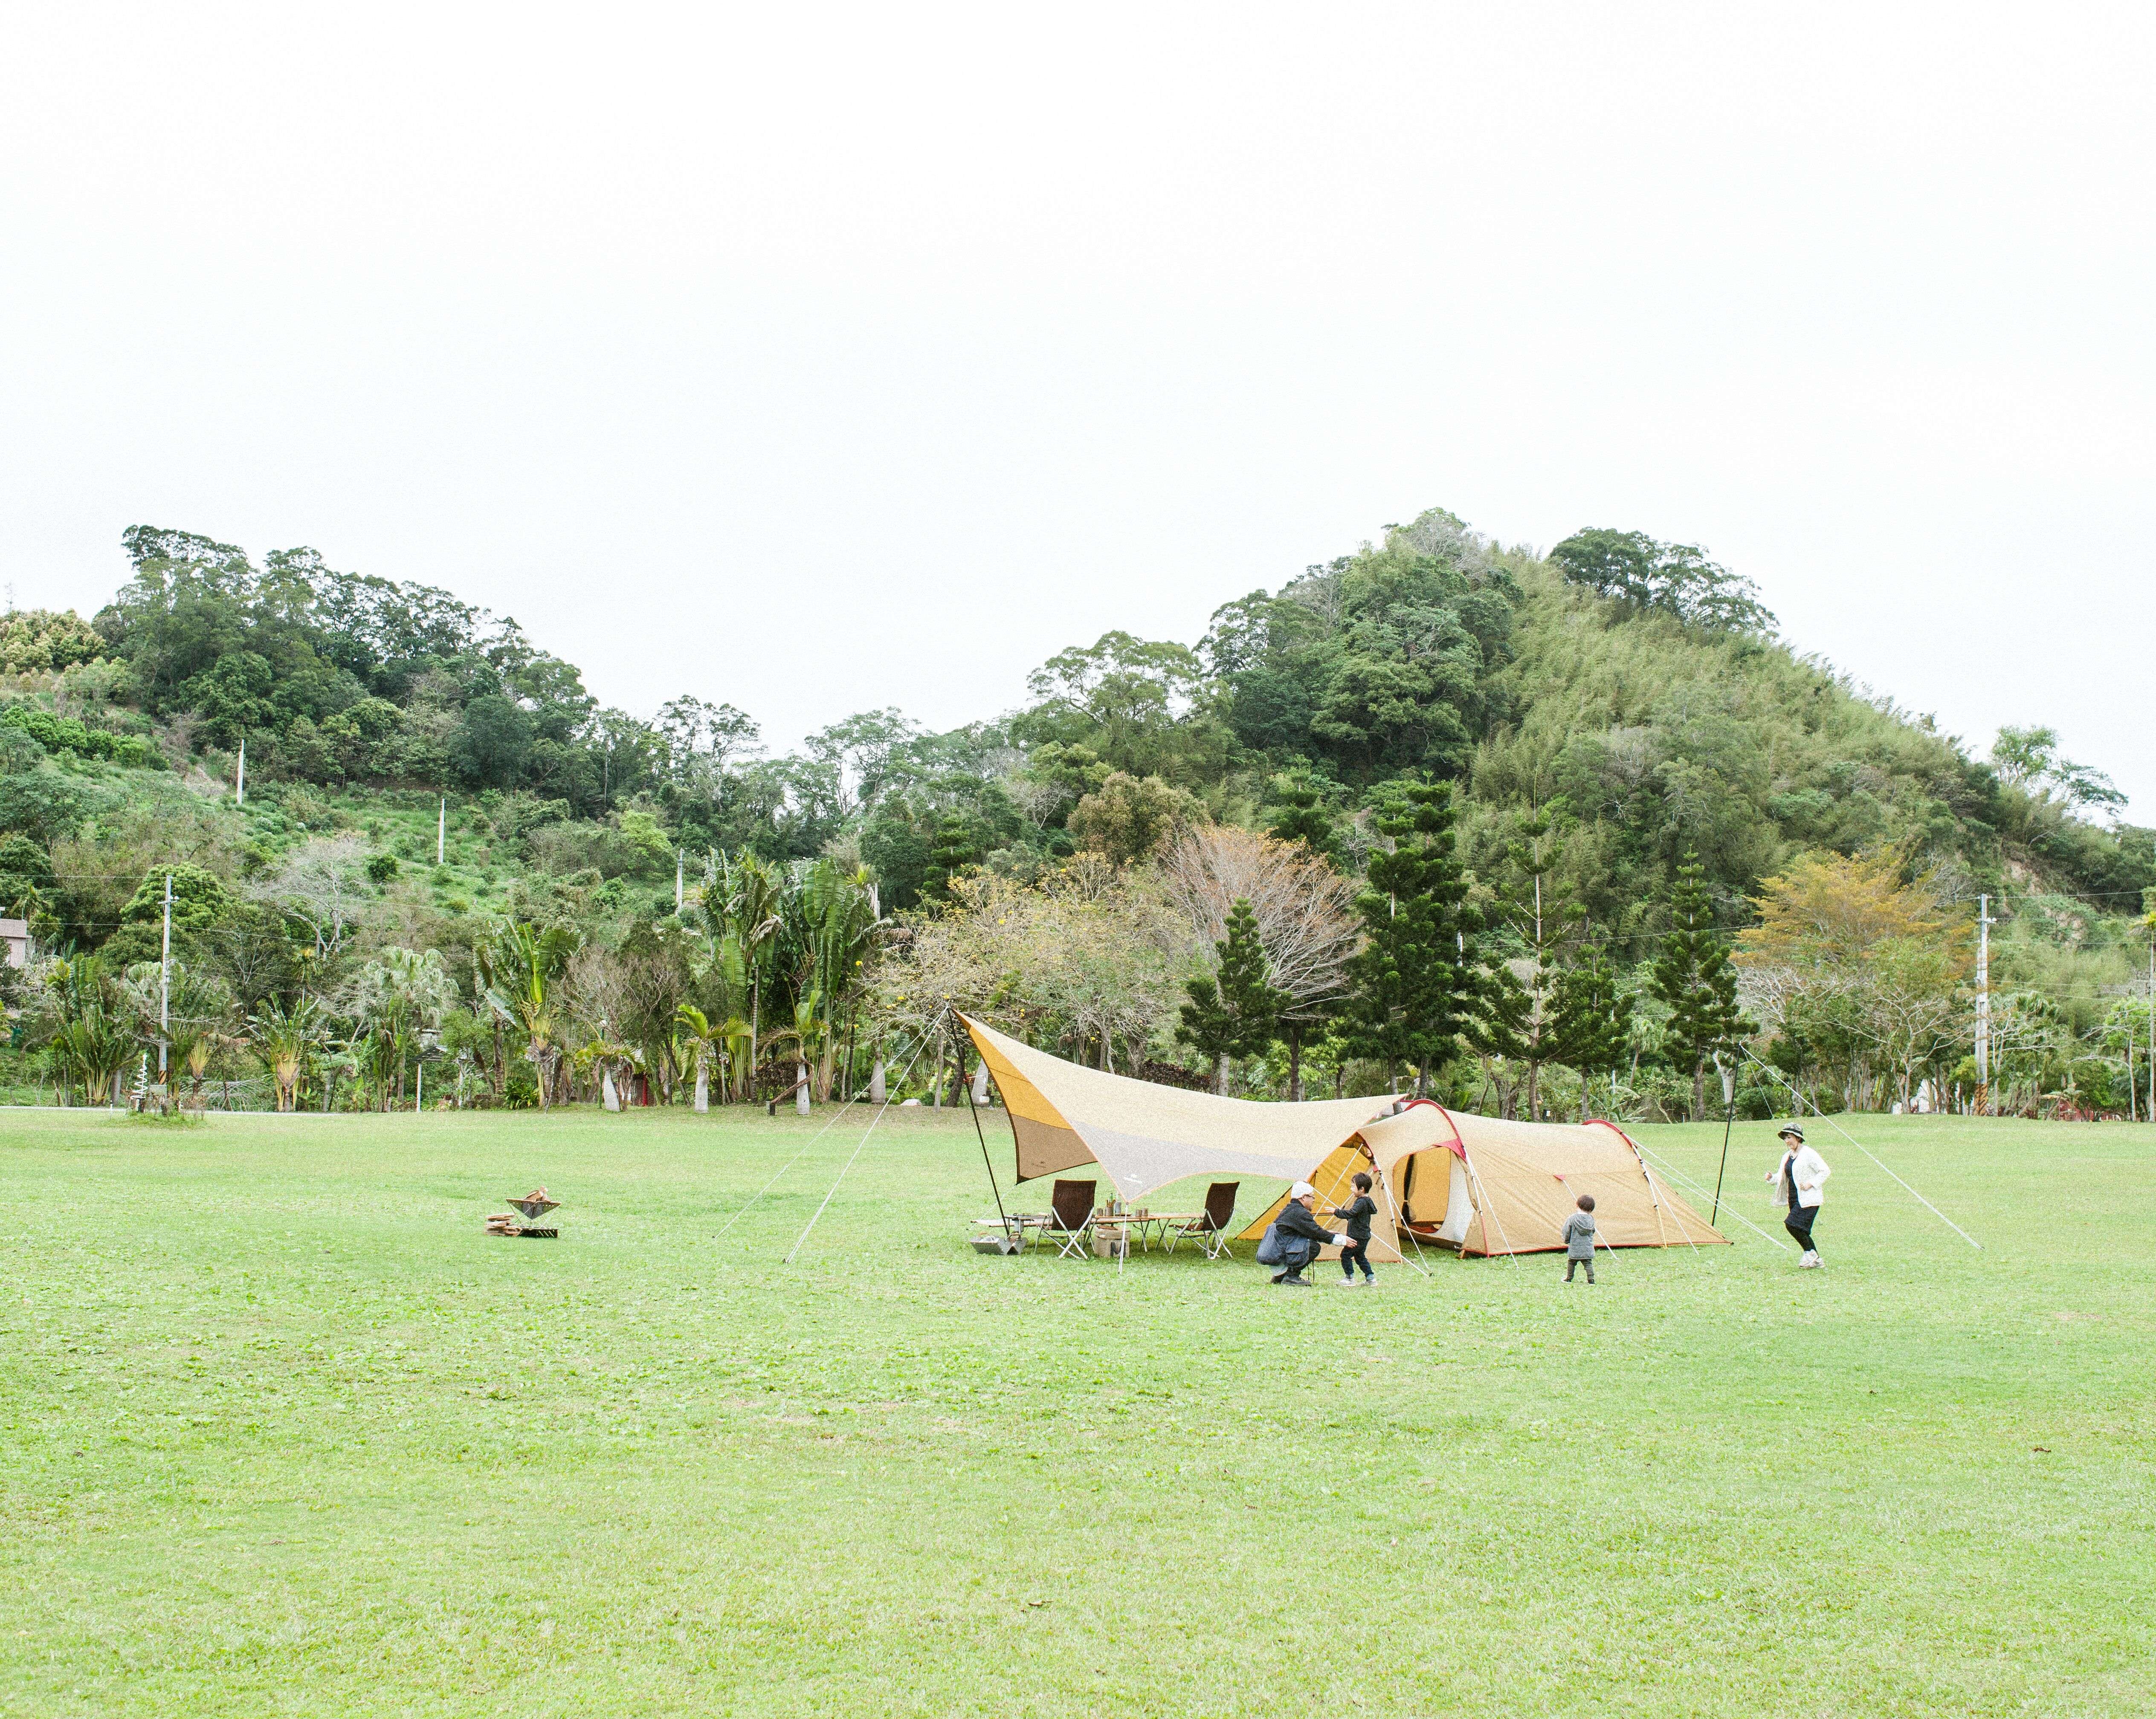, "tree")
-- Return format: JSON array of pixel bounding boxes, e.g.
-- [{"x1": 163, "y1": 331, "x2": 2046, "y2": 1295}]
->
[
  {"x1": 1345, "y1": 781, "x2": 1479, "y2": 1091},
  {"x1": 921, "y1": 815, "x2": 982, "y2": 904},
  {"x1": 1737, "y1": 850, "x2": 1970, "y2": 1110},
  {"x1": 1486, "y1": 799, "x2": 1581, "y2": 1118},
  {"x1": 32, "y1": 956, "x2": 134, "y2": 1105},
  {"x1": 1550, "y1": 529, "x2": 1775, "y2": 633},
  {"x1": 1160, "y1": 825, "x2": 1357, "y2": 1100},
  {"x1": 1176, "y1": 898, "x2": 1288, "y2": 1092},
  {"x1": 349, "y1": 947, "x2": 455, "y2": 1108},
  {"x1": 1067, "y1": 772, "x2": 1205, "y2": 868},
  {"x1": 1263, "y1": 771, "x2": 1339, "y2": 862},
  {"x1": 479, "y1": 921, "x2": 581, "y2": 1109},
  {"x1": 675, "y1": 1003, "x2": 749, "y2": 1113},
  {"x1": 1651, "y1": 851, "x2": 1752, "y2": 1119},
  {"x1": 252, "y1": 836, "x2": 368, "y2": 959},
  {"x1": 247, "y1": 995, "x2": 323, "y2": 1112},
  {"x1": 451, "y1": 694, "x2": 535, "y2": 787},
  {"x1": 1553, "y1": 934, "x2": 1633, "y2": 1120},
  {"x1": 1989, "y1": 724, "x2": 2126, "y2": 812}
]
